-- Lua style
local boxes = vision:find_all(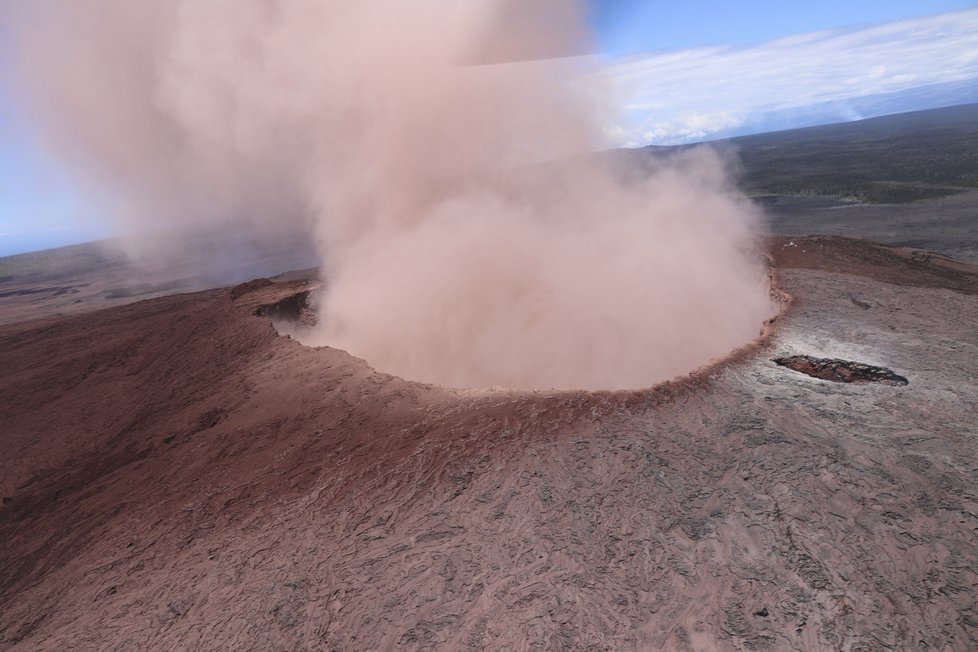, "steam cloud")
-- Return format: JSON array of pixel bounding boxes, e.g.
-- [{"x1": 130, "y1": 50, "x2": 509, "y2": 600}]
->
[{"x1": 3, "y1": 0, "x2": 774, "y2": 389}]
